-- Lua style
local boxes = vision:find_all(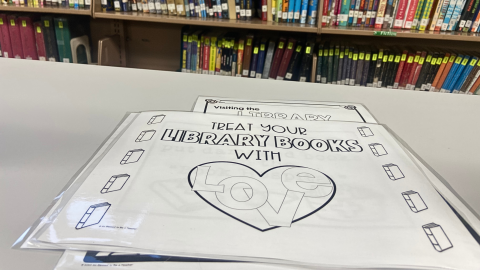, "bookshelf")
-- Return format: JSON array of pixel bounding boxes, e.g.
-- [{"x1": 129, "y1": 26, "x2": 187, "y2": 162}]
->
[
  {"x1": 0, "y1": 4, "x2": 91, "y2": 15},
  {"x1": 94, "y1": 11, "x2": 318, "y2": 33},
  {"x1": 2, "y1": 0, "x2": 480, "y2": 92},
  {"x1": 320, "y1": 26, "x2": 480, "y2": 42}
]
